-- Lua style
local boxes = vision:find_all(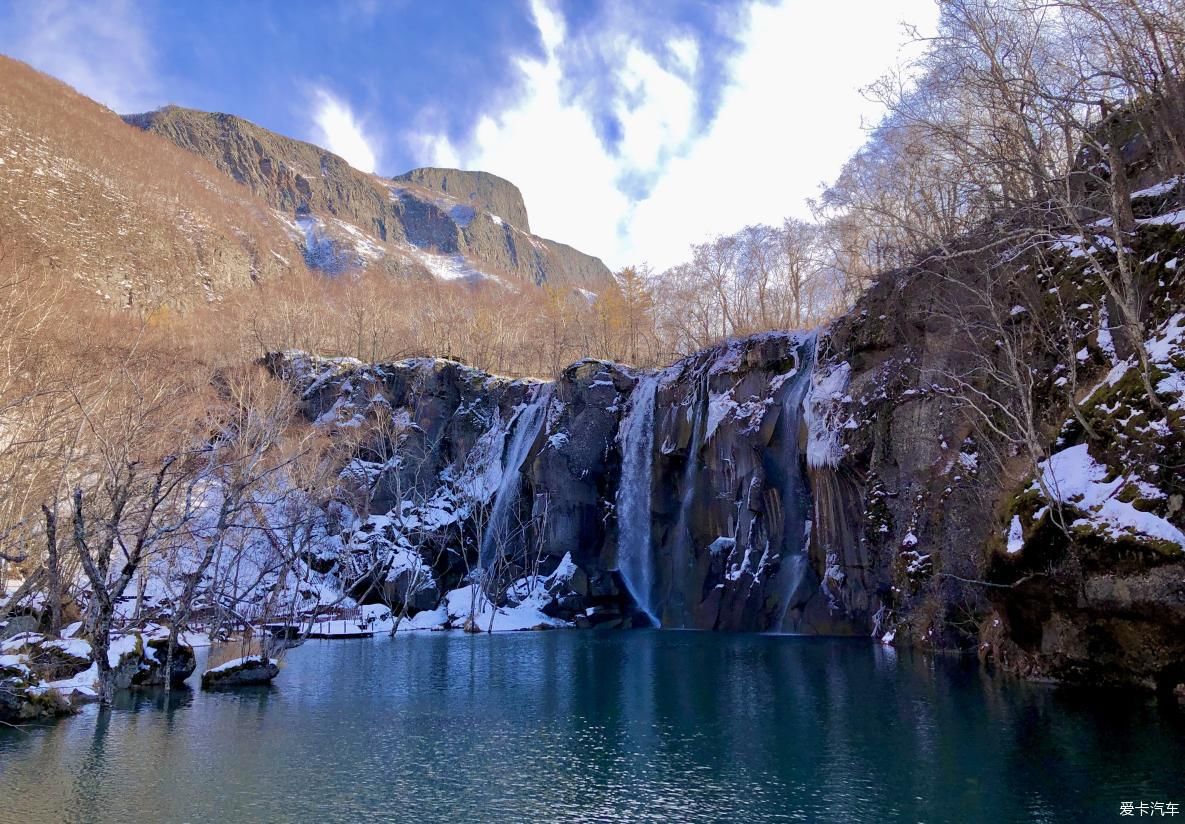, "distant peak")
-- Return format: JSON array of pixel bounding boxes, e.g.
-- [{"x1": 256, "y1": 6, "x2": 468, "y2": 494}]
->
[{"x1": 392, "y1": 167, "x2": 530, "y2": 233}]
